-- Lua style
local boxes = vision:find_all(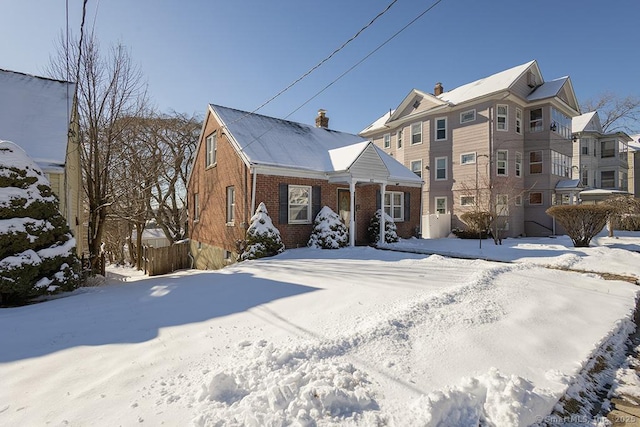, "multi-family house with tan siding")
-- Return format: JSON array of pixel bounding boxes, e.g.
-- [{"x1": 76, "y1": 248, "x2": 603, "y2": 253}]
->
[
  {"x1": 187, "y1": 105, "x2": 422, "y2": 270},
  {"x1": 361, "y1": 60, "x2": 581, "y2": 237}
]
